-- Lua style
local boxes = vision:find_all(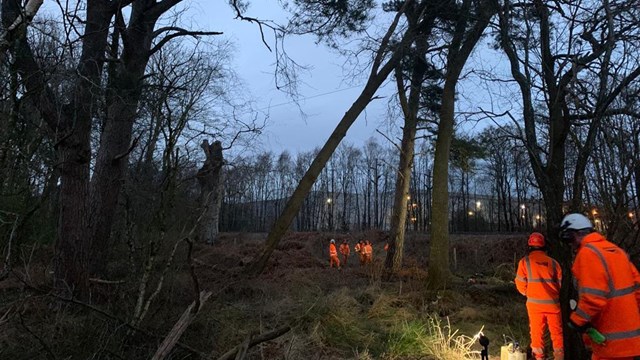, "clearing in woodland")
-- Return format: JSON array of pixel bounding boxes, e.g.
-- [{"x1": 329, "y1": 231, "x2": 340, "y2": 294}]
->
[{"x1": 1, "y1": 231, "x2": 536, "y2": 359}]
